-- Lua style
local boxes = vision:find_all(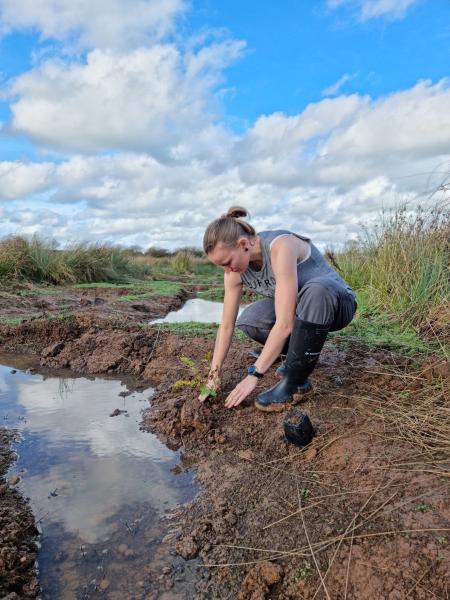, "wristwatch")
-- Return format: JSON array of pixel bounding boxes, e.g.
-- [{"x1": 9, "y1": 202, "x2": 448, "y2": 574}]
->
[{"x1": 247, "y1": 365, "x2": 264, "y2": 379}]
